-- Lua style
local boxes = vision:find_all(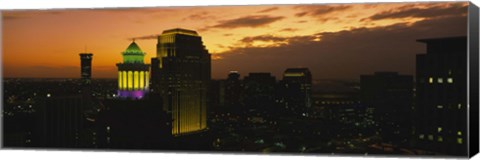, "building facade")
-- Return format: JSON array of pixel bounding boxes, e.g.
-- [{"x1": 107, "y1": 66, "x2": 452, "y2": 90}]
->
[
  {"x1": 79, "y1": 53, "x2": 93, "y2": 85},
  {"x1": 151, "y1": 28, "x2": 210, "y2": 135},
  {"x1": 360, "y1": 72, "x2": 413, "y2": 146},
  {"x1": 414, "y1": 37, "x2": 467, "y2": 155},
  {"x1": 278, "y1": 68, "x2": 312, "y2": 115},
  {"x1": 116, "y1": 41, "x2": 150, "y2": 99}
]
